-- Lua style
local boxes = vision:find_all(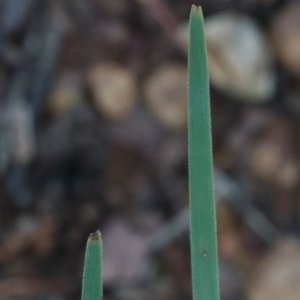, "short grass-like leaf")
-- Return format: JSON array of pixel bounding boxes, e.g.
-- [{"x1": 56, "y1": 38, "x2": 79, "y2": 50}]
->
[
  {"x1": 82, "y1": 231, "x2": 103, "y2": 300},
  {"x1": 188, "y1": 5, "x2": 220, "y2": 300}
]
